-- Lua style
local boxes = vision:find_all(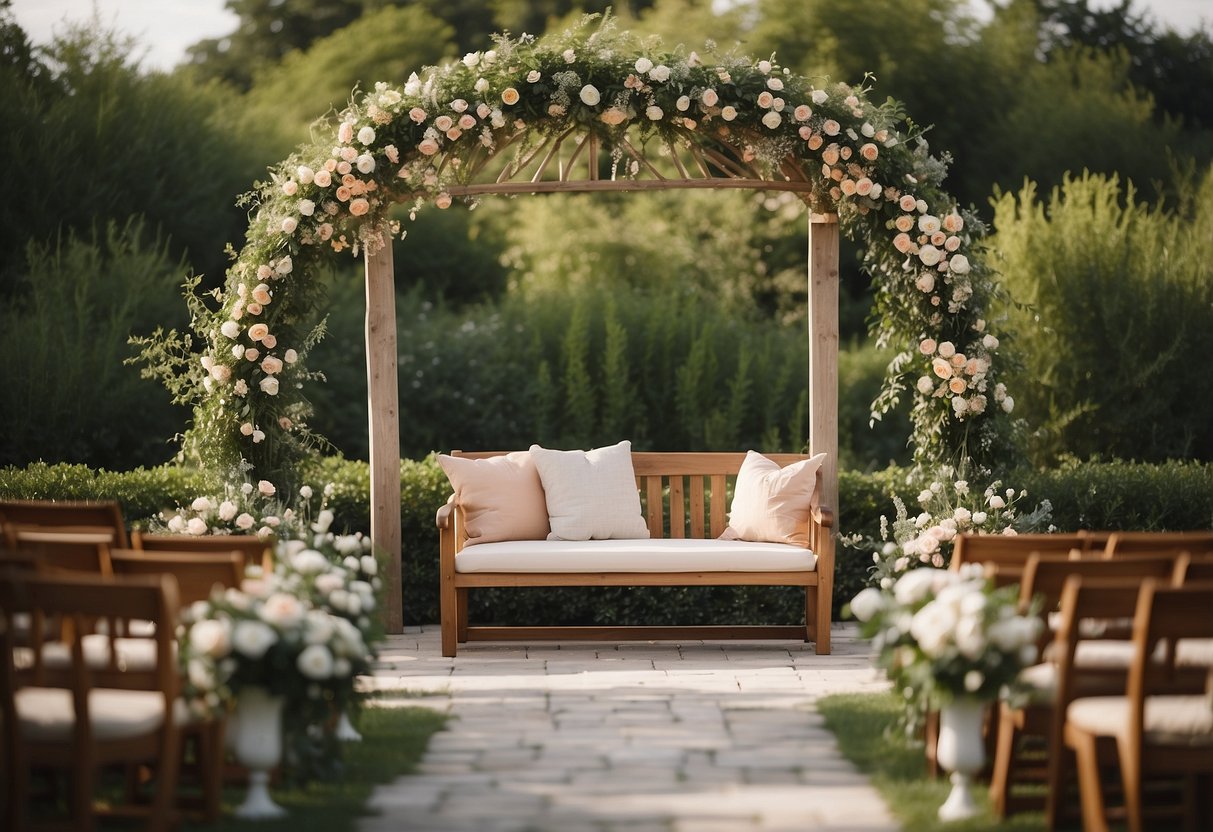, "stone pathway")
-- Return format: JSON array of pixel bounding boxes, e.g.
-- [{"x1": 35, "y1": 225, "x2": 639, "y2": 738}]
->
[{"x1": 359, "y1": 624, "x2": 897, "y2": 831}]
